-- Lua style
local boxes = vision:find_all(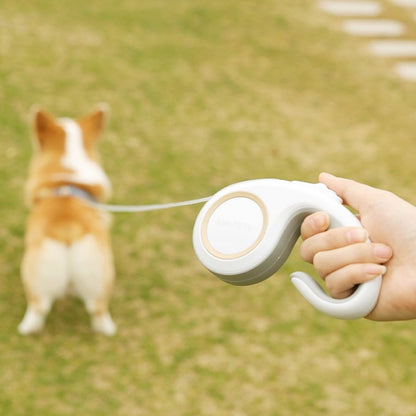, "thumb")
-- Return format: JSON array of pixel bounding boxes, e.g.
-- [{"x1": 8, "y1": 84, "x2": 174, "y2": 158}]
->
[{"x1": 319, "y1": 172, "x2": 377, "y2": 213}]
